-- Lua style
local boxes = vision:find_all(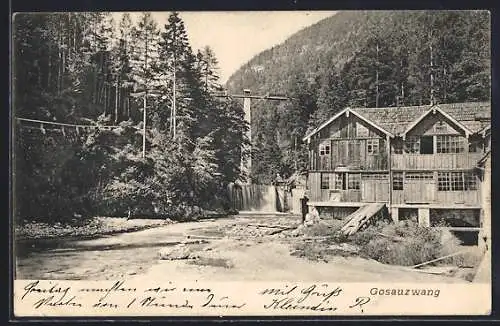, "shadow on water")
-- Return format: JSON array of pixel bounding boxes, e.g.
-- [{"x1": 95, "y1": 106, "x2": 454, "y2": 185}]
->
[{"x1": 15, "y1": 238, "x2": 209, "y2": 258}]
